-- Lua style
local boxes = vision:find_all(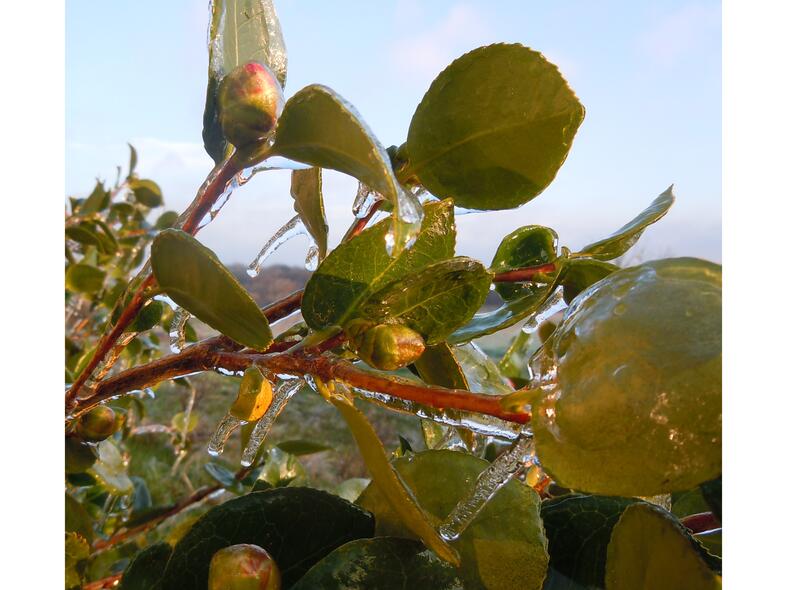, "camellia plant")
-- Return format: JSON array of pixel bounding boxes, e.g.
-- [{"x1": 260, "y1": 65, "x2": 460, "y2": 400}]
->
[{"x1": 65, "y1": 2, "x2": 721, "y2": 589}]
